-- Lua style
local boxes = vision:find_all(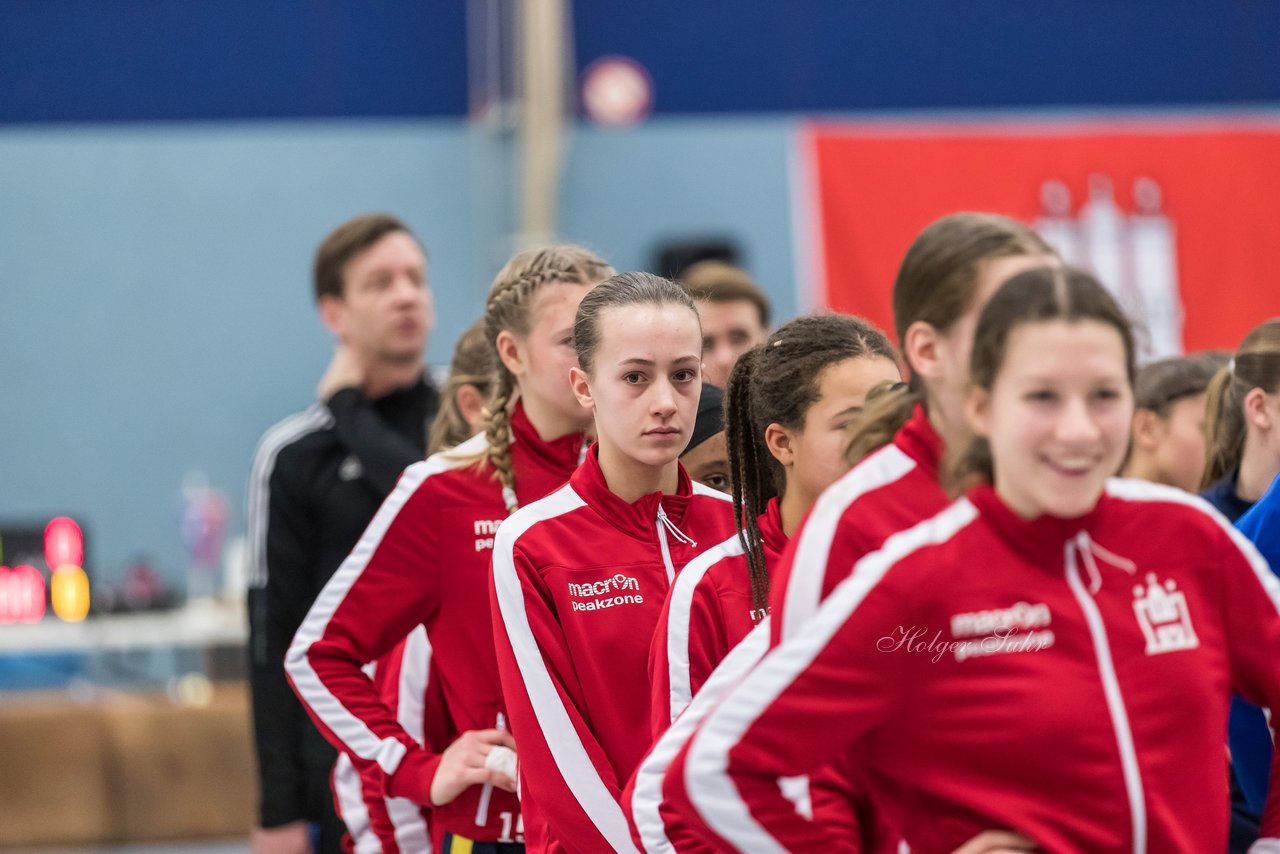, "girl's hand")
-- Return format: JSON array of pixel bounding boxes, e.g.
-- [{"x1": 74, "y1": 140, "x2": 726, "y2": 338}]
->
[
  {"x1": 950, "y1": 830, "x2": 1039, "y2": 854},
  {"x1": 429, "y1": 728, "x2": 519, "y2": 806}
]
